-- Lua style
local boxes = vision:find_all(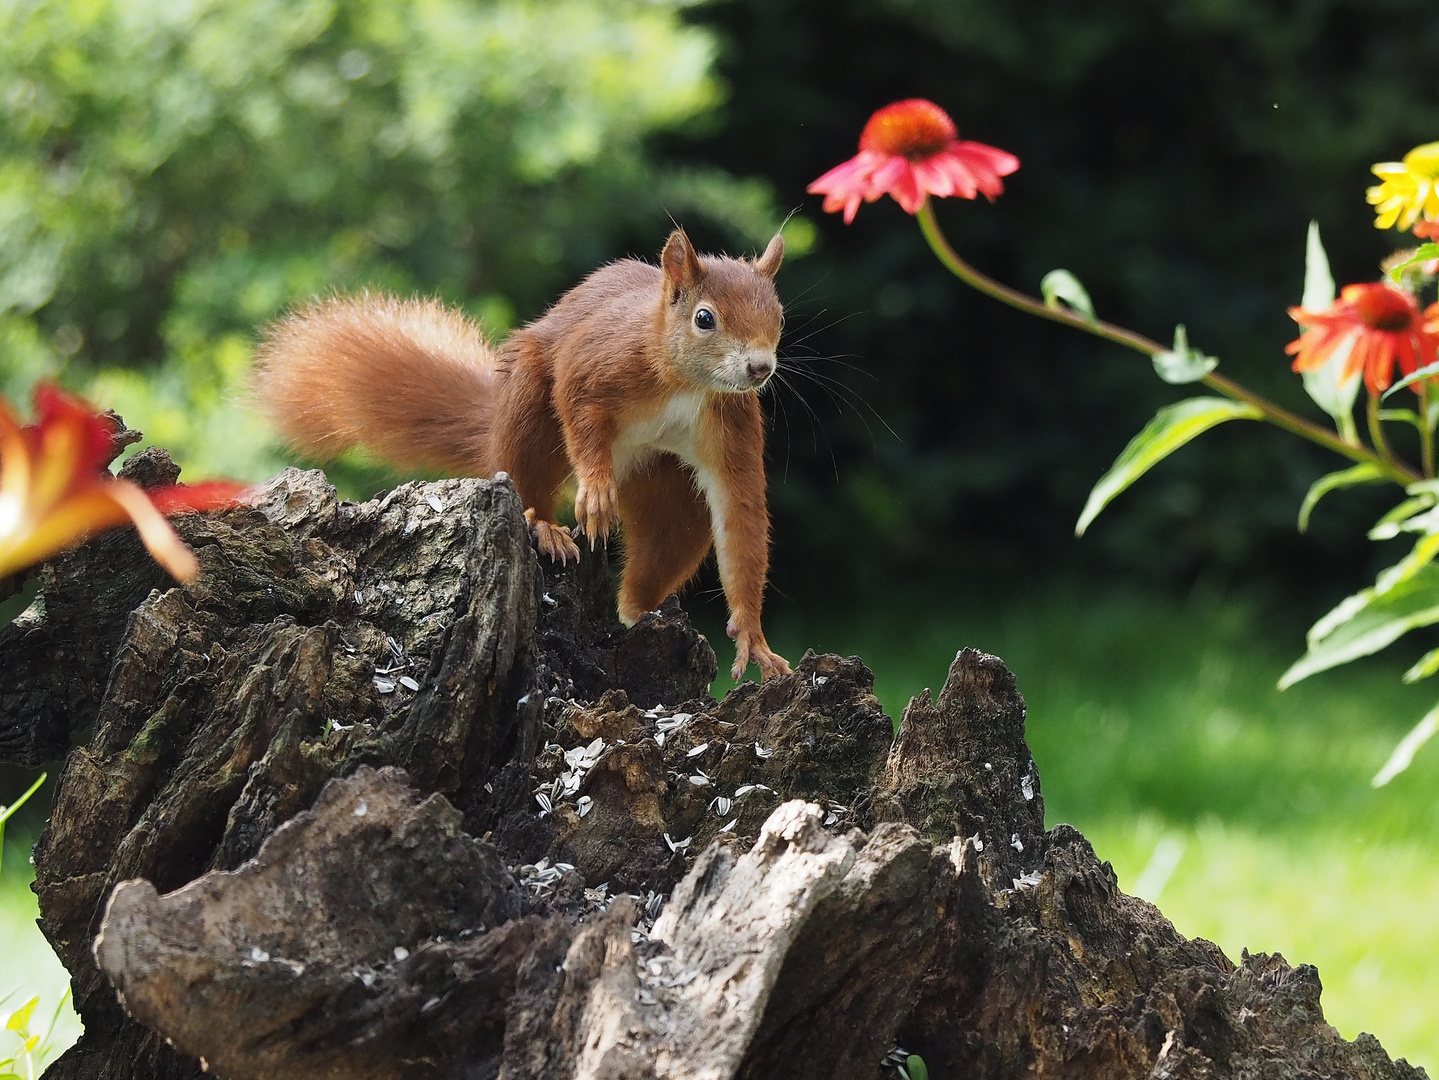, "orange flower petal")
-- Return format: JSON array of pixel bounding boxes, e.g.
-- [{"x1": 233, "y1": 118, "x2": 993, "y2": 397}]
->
[
  {"x1": 105, "y1": 480, "x2": 203, "y2": 581},
  {"x1": 0, "y1": 396, "x2": 33, "y2": 513},
  {"x1": 30, "y1": 408, "x2": 94, "y2": 517},
  {"x1": 148, "y1": 481, "x2": 247, "y2": 515},
  {"x1": 0, "y1": 488, "x2": 132, "y2": 579},
  {"x1": 0, "y1": 384, "x2": 240, "y2": 583},
  {"x1": 33, "y1": 383, "x2": 117, "y2": 477}
]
